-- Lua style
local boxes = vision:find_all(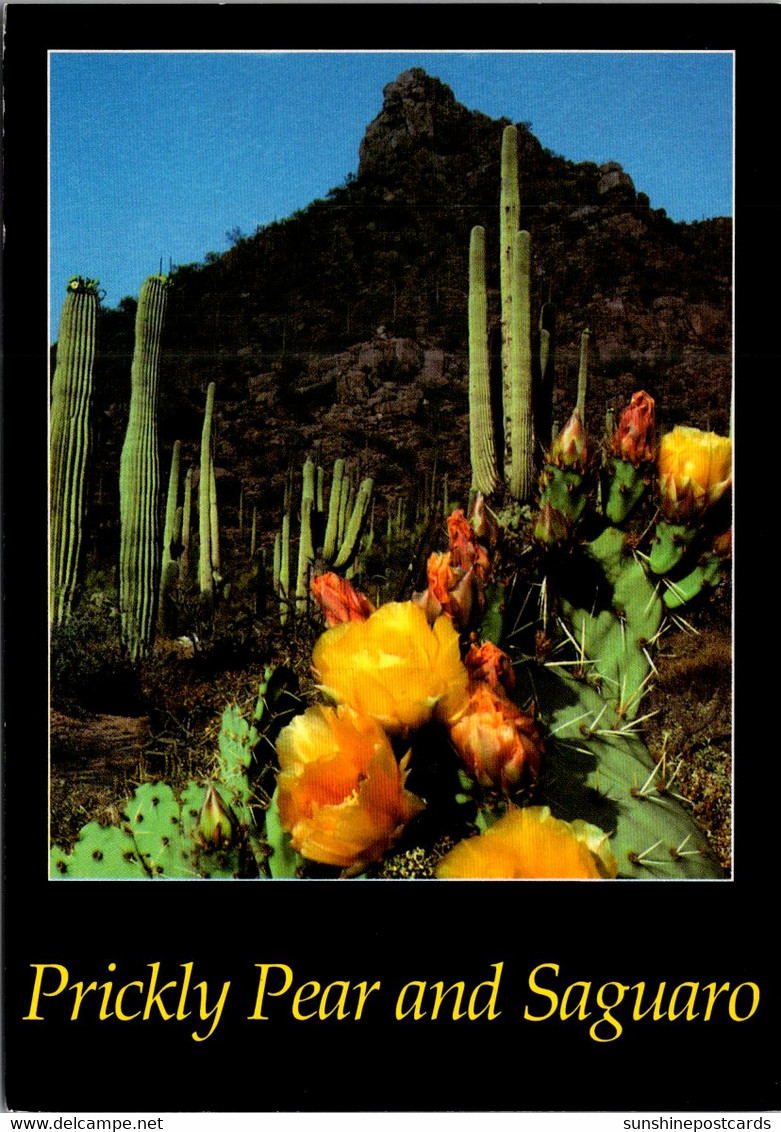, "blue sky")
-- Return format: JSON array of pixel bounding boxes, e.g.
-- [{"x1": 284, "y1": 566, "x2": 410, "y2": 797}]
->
[{"x1": 49, "y1": 50, "x2": 733, "y2": 333}]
